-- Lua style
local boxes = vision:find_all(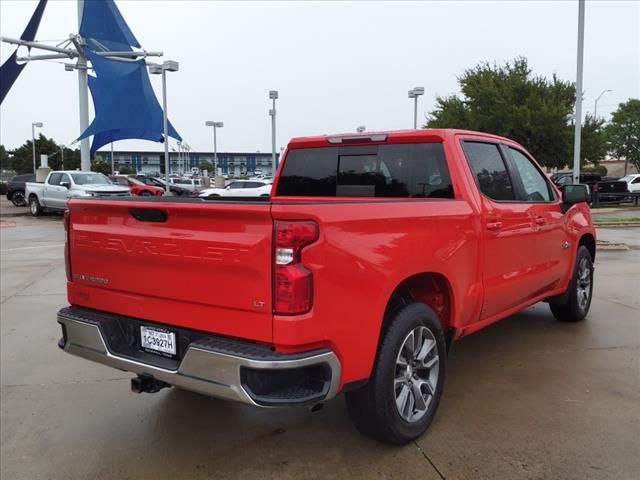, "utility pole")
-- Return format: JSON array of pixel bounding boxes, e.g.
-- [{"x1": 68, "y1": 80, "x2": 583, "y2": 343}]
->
[
  {"x1": 110, "y1": 142, "x2": 114, "y2": 173},
  {"x1": 572, "y1": 0, "x2": 585, "y2": 184}
]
